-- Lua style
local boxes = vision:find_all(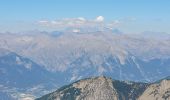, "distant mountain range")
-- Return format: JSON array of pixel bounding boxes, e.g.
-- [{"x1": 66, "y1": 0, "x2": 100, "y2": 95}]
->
[
  {"x1": 36, "y1": 76, "x2": 170, "y2": 100},
  {"x1": 0, "y1": 31, "x2": 170, "y2": 81},
  {"x1": 0, "y1": 31, "x2": 170, "y2": 99}
]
